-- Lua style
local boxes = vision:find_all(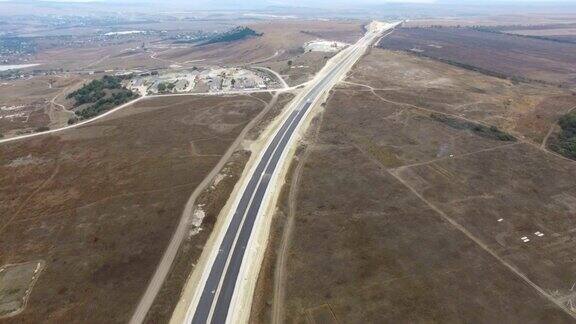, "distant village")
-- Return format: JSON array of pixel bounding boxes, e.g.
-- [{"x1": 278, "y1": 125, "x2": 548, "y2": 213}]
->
[{"x1": 125, "y1": 67, "x2": 279, "y2": 95}]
